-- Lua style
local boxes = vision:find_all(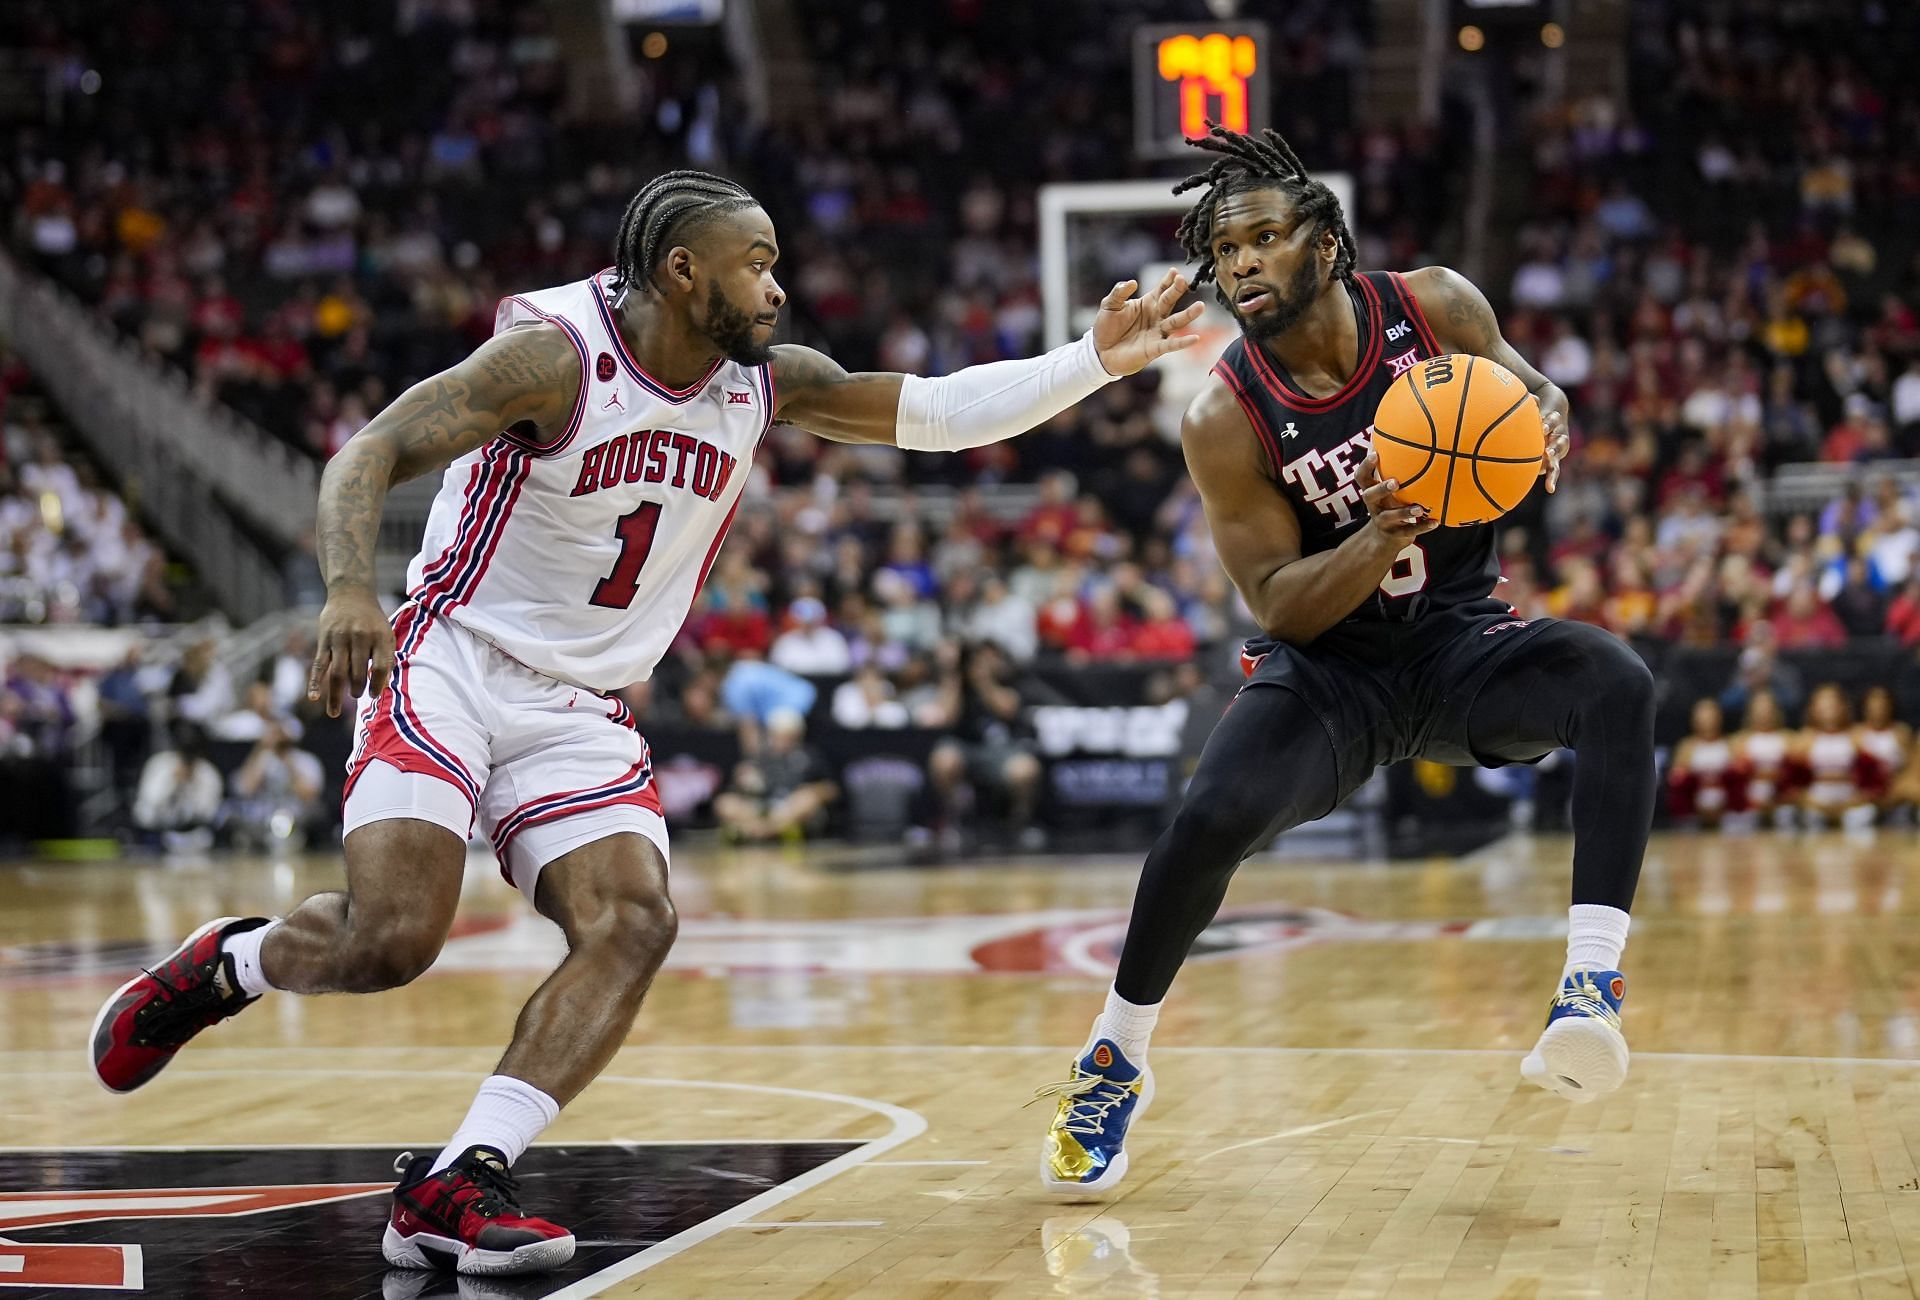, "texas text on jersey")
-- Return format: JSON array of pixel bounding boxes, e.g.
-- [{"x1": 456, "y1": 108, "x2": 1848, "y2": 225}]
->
[{"x1": 1211, "y1": 270, "x2": 1503, "y2": 624}]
